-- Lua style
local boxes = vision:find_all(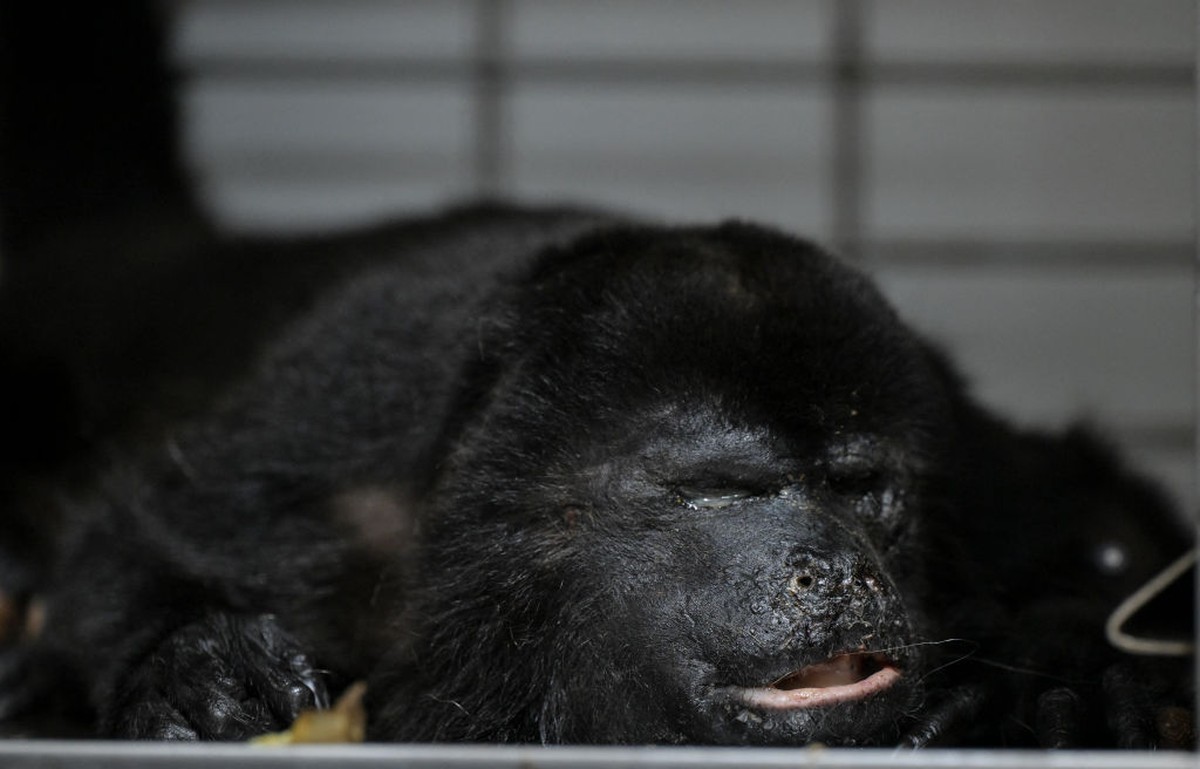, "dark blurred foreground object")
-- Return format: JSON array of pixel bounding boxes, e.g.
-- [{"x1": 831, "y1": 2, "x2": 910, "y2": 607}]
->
[
  {"x1": 0, "y1": 0, "x2": 393, "y2": 588},
  {"x1": 0, "y1": 0, "x2": 206, "y2": 533},
  {"x1": 0, "y1": 2, "x2": 413, "y2": 734}
]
